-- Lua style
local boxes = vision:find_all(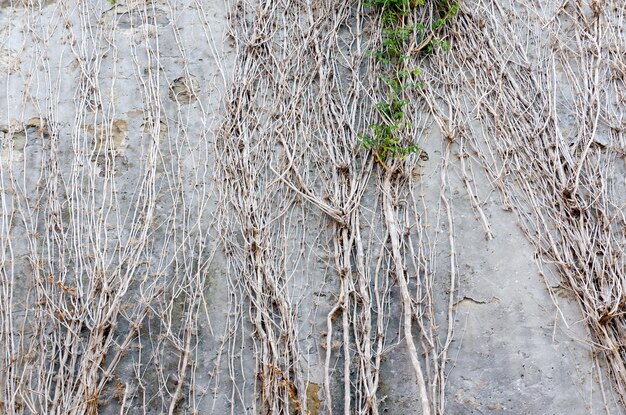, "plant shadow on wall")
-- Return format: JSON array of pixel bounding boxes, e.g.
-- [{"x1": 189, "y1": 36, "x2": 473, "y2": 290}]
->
[{"x1": 360, "y1": 0, "x2": 459, "y2": 169}]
